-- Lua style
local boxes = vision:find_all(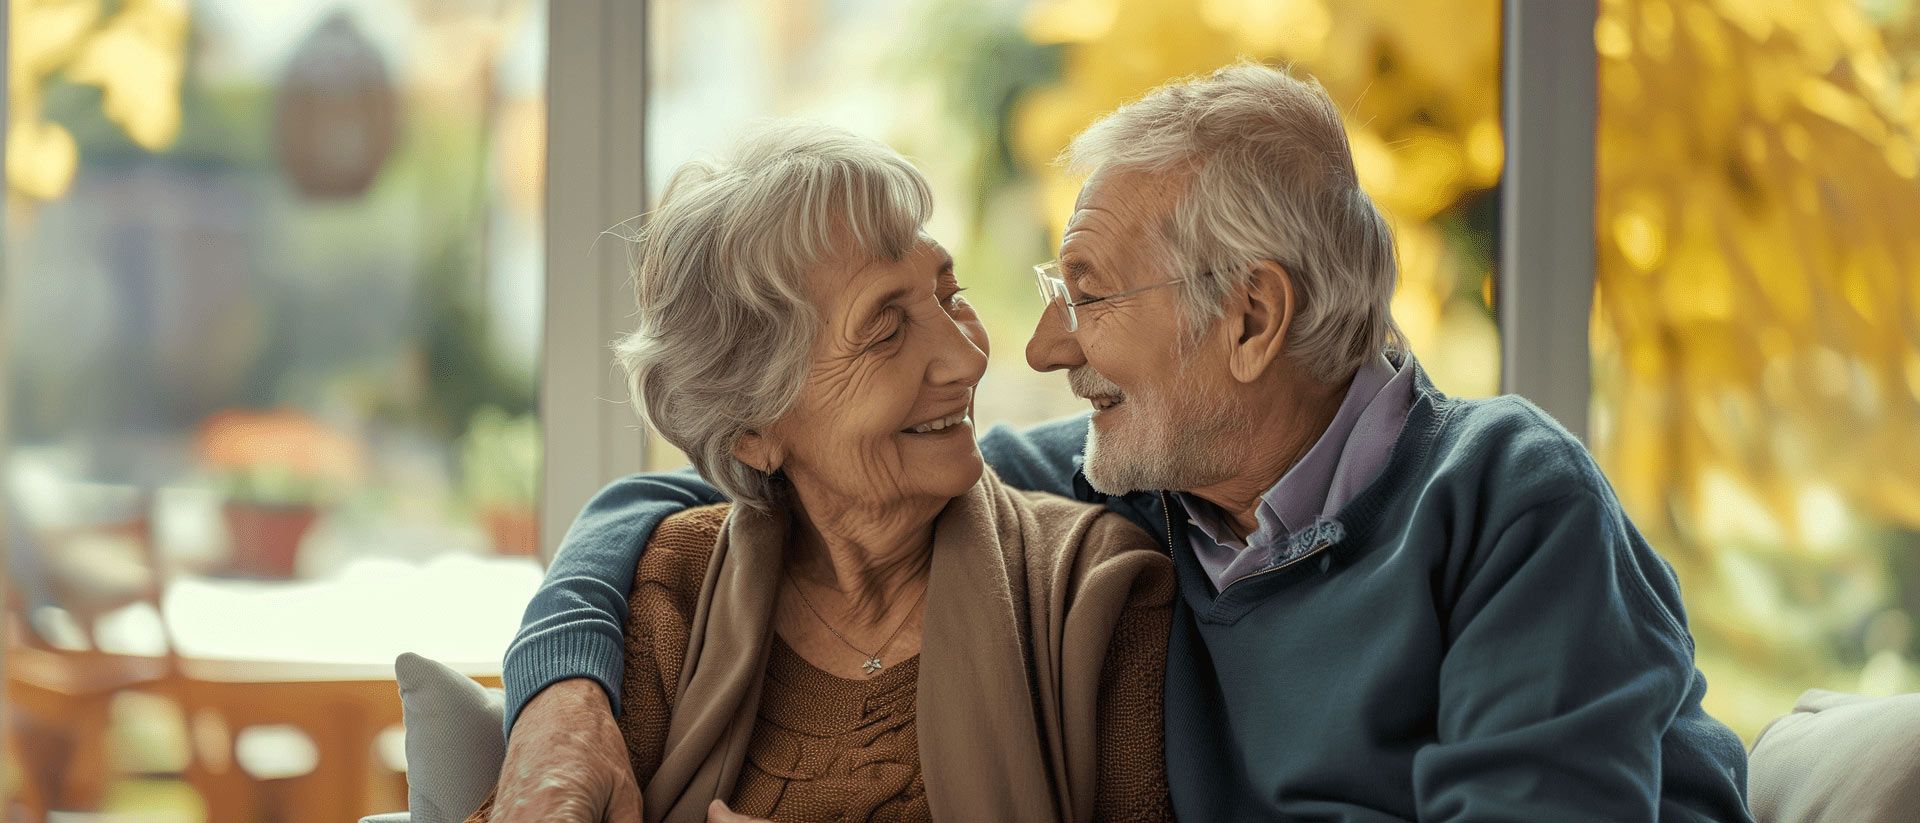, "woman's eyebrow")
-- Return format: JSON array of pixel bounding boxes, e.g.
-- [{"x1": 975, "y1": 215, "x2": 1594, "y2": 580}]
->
[{"x1": 855, "y1": 286, "x2": 914, "y2": 327}]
